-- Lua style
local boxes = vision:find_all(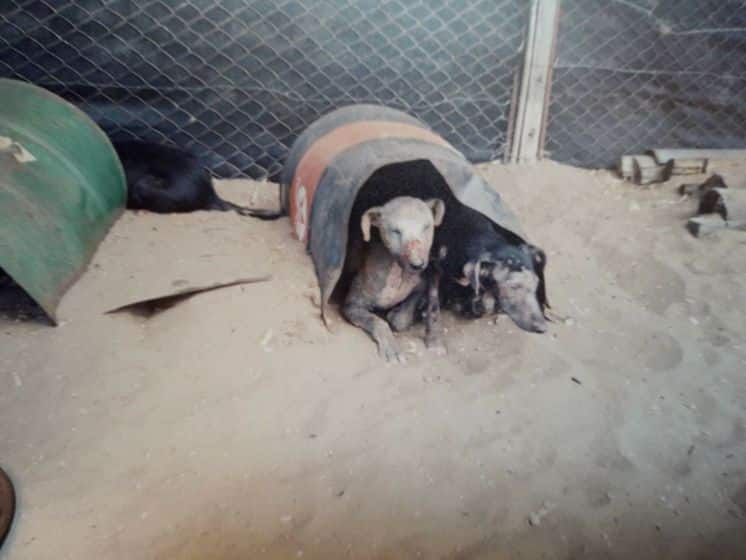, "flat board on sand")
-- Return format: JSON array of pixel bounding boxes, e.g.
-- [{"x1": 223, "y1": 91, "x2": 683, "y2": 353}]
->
[{"x1": 56, "y1": 195, "x2": 275, "y2": 321}]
